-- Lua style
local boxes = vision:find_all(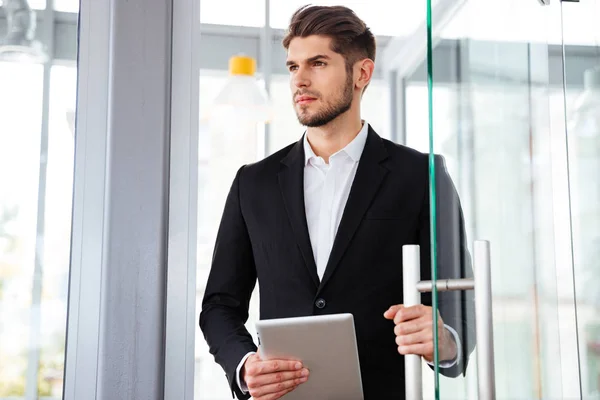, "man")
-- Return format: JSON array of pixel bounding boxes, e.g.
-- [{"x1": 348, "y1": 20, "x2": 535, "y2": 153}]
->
[{"x1": 200, "y1": 5, "x2": 475, "y2": 400}]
